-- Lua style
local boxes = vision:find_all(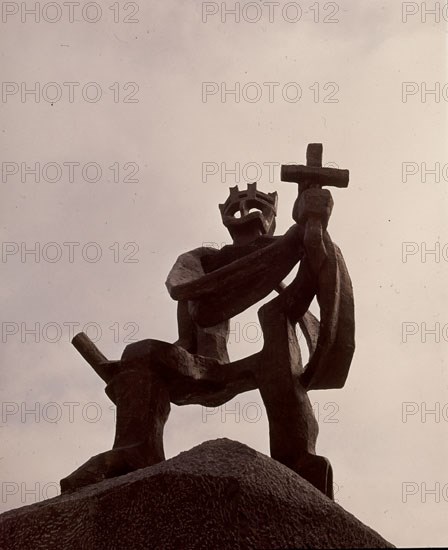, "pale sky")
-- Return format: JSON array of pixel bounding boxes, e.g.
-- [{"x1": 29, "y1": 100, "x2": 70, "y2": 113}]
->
[{"x1": 1, "y1": 2, "x2": 447, "y2": 547}]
